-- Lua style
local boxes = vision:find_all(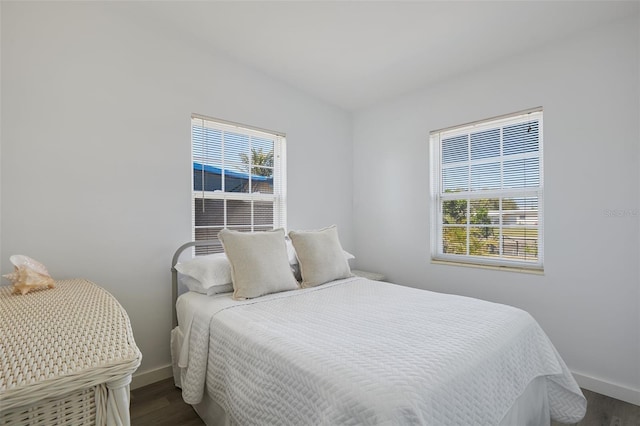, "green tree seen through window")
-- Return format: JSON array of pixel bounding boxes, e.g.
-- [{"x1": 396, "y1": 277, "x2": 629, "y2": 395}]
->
[
  {"x1": 240, "y1": 148, "x2": 274, "y2": 177},
  {"x1": 442, "y1": 195, "x2": 519, "y2": 256}
]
